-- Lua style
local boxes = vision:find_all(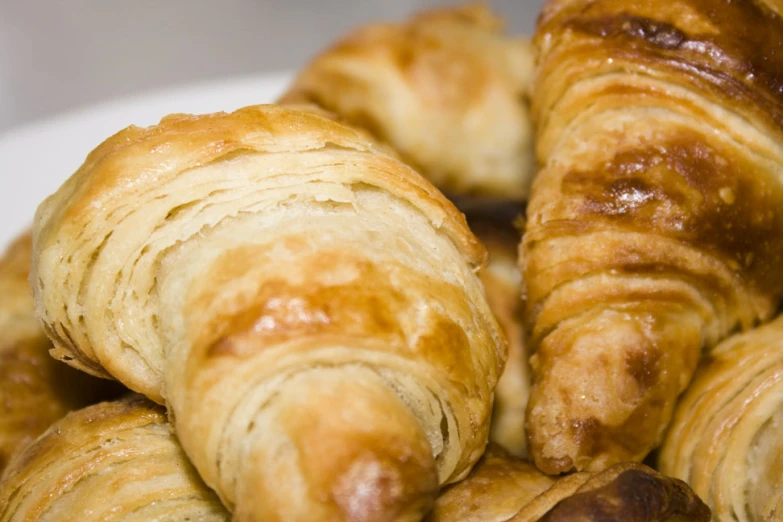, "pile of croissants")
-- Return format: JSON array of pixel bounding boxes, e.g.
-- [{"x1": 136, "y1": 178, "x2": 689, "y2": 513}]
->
[{"x1": 1, "y1": 1, "x2": 781, "y2": 520}]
